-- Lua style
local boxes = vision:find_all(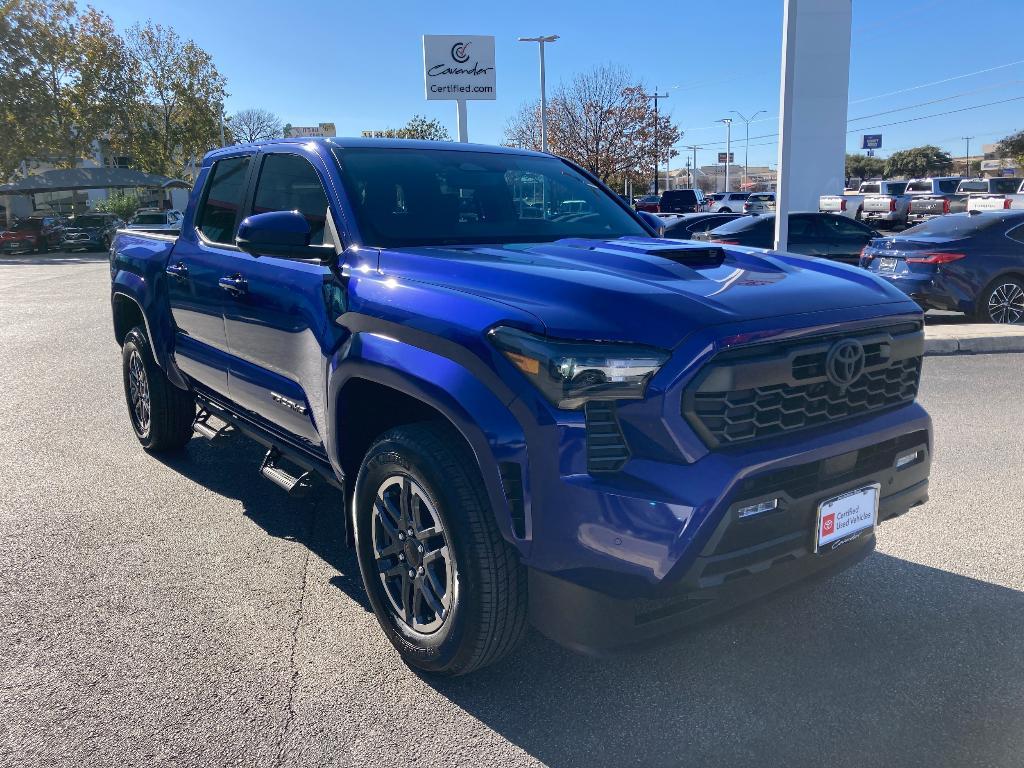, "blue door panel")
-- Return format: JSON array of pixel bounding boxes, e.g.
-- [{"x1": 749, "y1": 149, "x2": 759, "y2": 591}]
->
[
  {"x1": 228, "y1": 354, "x2": 321, "y2": 445},
  {"x1": 173, "y1": 335, "x2": 231, "y2": 391}
]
